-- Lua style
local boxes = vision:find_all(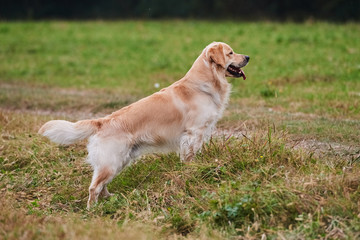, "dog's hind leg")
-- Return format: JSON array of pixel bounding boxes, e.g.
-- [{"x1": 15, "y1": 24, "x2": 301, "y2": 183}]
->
[
  {"x1": 86, "y1": 136, "x2": 134, "y2": 209},
  {"x1": 87, "y1": 167, "x2": 115, "y2": 209},
  {"x1": 100, "y1": 185, "x2": 113, "y2": 198}
]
